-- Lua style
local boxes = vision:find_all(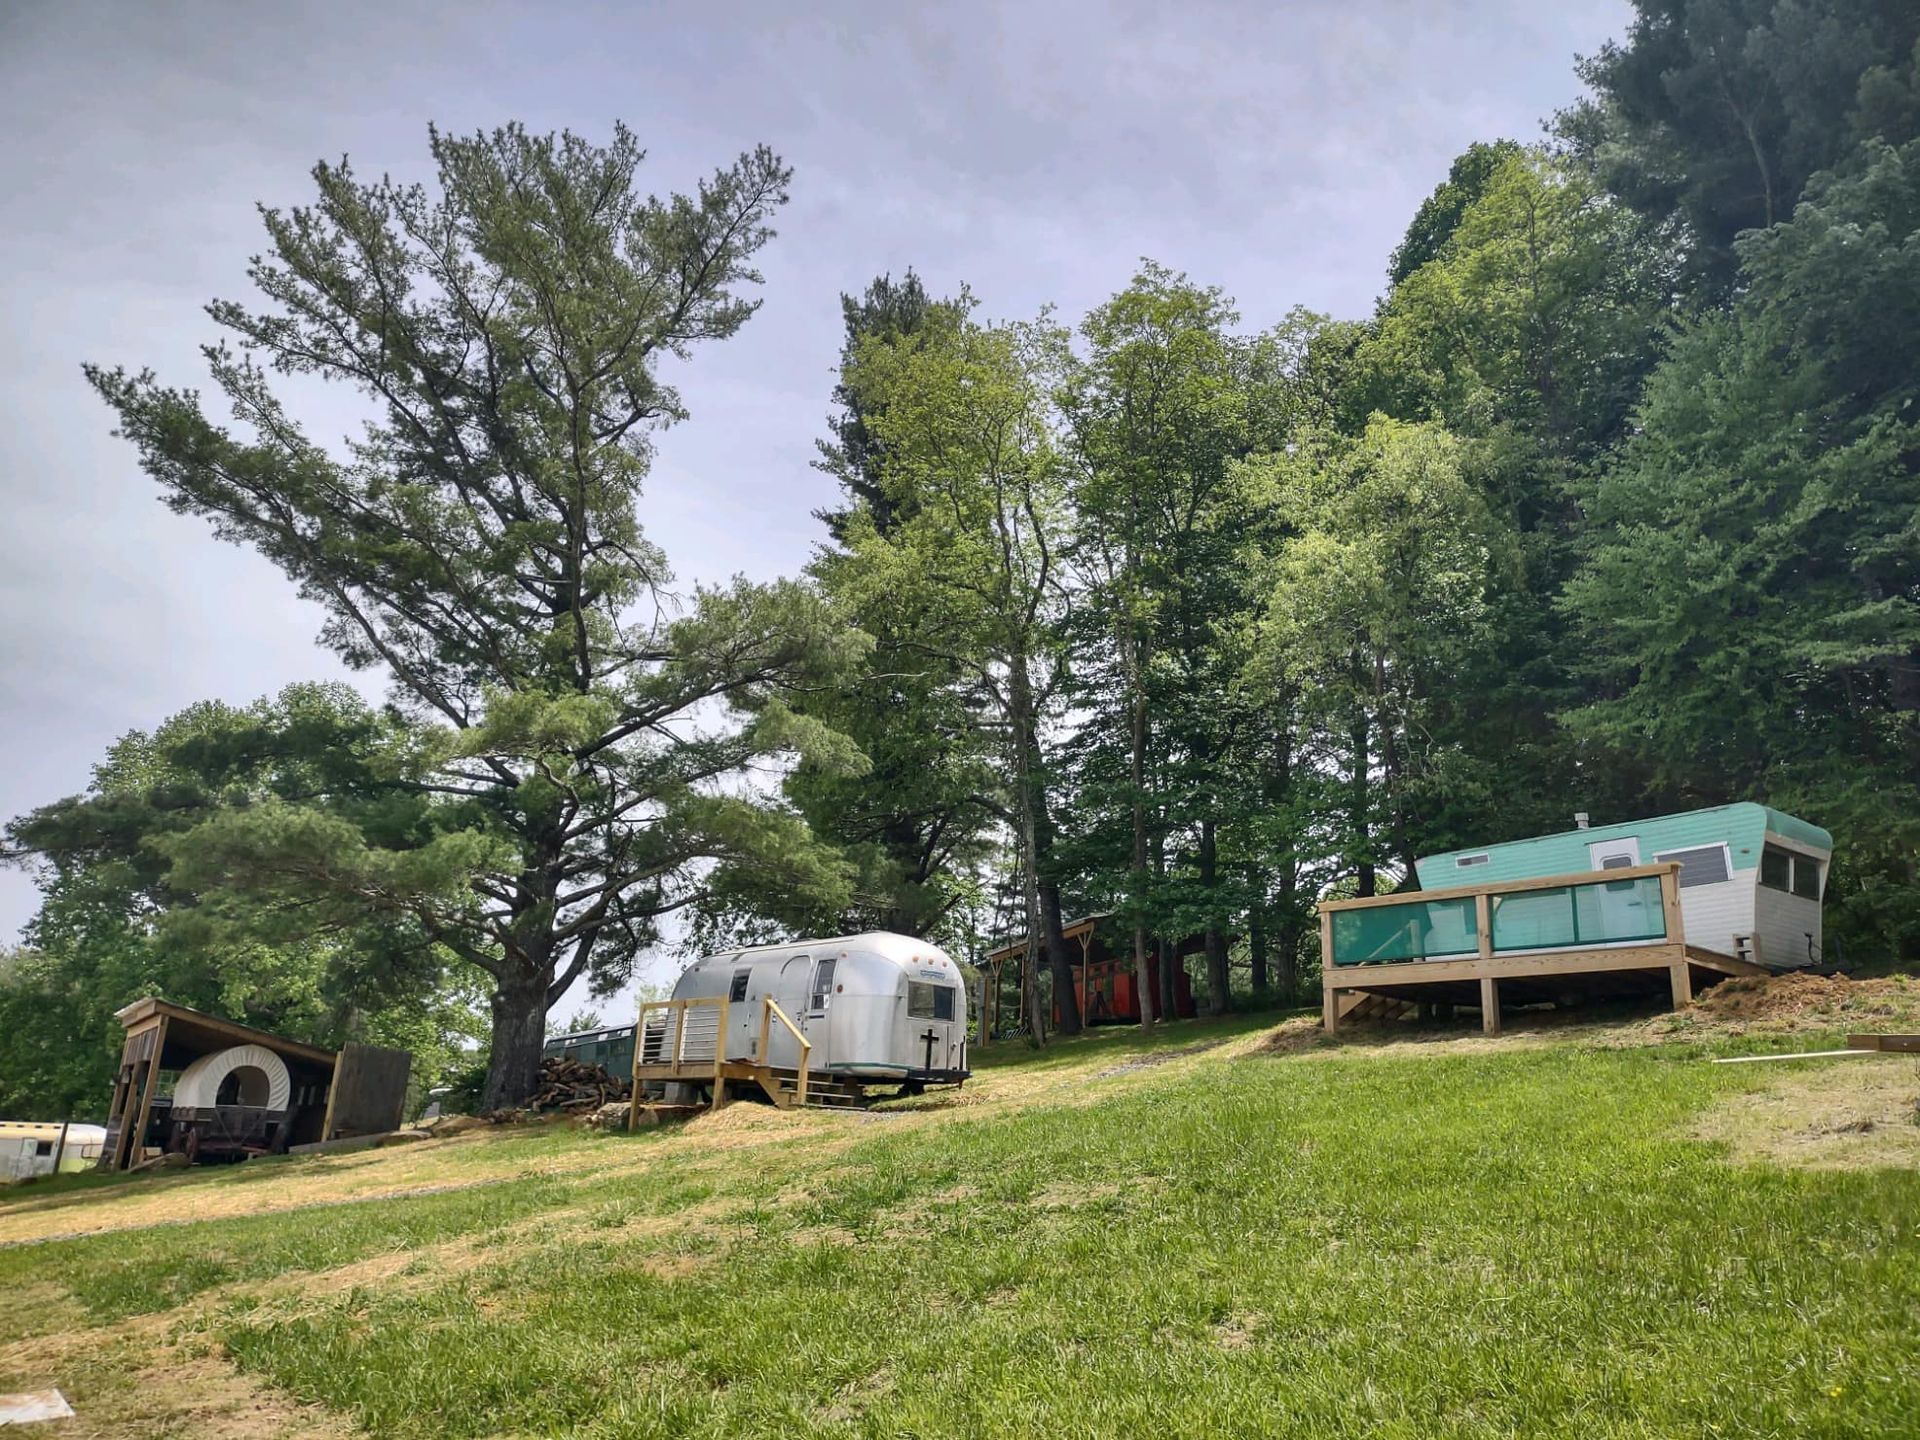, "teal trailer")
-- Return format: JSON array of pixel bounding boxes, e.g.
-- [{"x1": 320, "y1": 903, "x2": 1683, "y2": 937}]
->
[{"x1": 1416, "y1": 803, "x2": 1832, "y2": 970}]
